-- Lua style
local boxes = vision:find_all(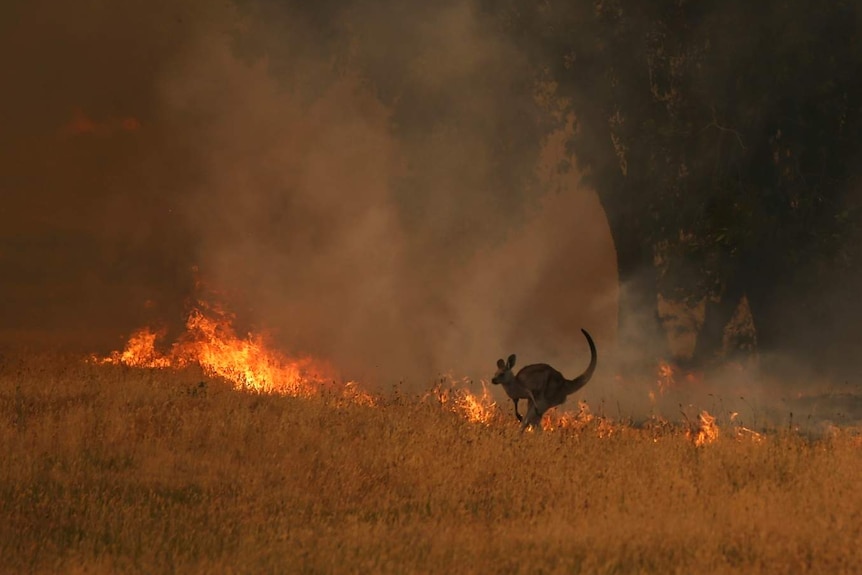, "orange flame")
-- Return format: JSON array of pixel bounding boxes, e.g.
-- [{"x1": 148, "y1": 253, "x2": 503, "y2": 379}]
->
[
  {"x1": 542, "y1": 400, "x2": 593, "y2": 432},
  {"x1": 539, "y1": 401, "x2": 616, "y2": 437},
  {"x1": 96, "y1": 301, "x2": 358, "y2": 400},
  {"x1": 106, "y1": 327, "x2": 173, "y2": 368},
  {"x1": 96, "y1": 297, "x2": 727, "y2": 438},
  {"x1": 688, "y1": 410, "x2": 720, "y2": 446},
  {"x1": 426, "y1": 377, "x2": 498, "y2": 425}
]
